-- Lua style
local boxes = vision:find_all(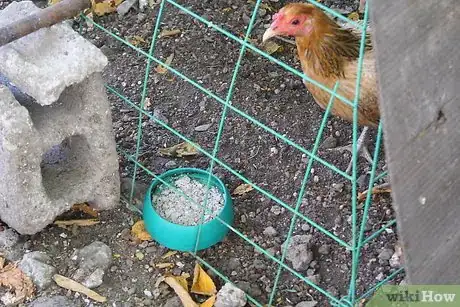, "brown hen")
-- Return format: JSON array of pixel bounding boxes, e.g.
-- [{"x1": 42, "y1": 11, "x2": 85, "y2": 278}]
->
[{"x1": 263, "y1": 2, "x2": 378, "y2": 174}]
